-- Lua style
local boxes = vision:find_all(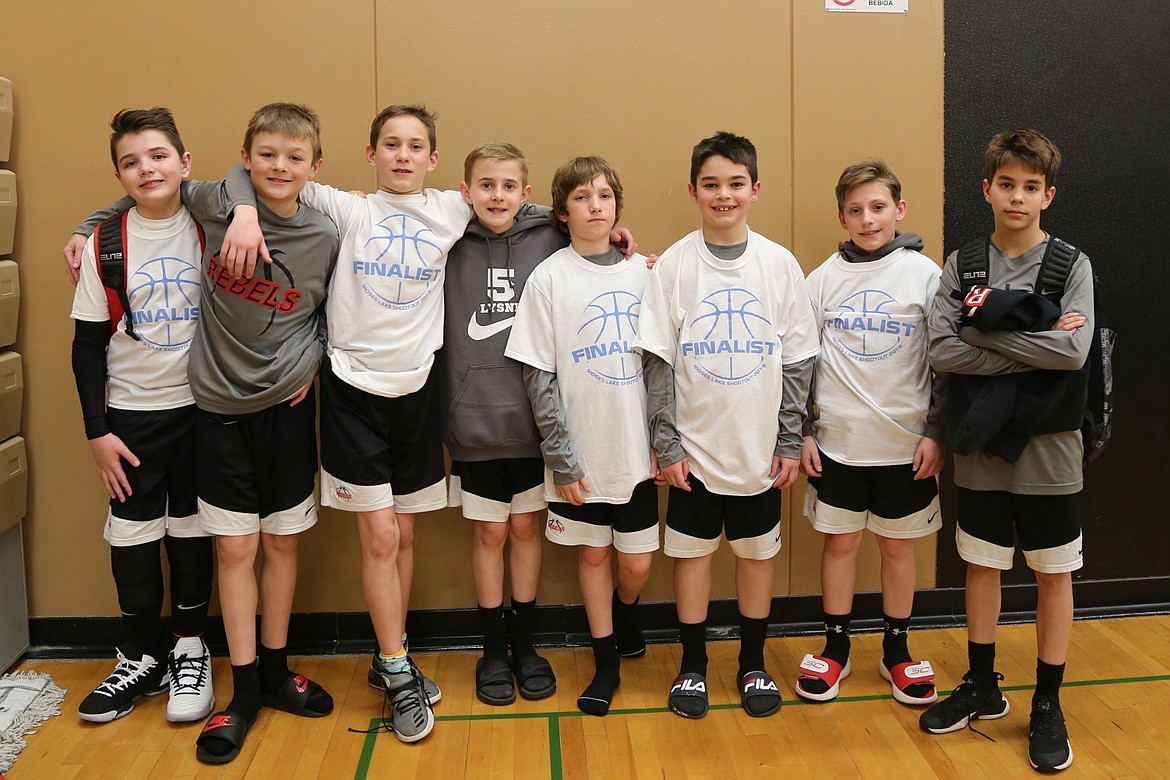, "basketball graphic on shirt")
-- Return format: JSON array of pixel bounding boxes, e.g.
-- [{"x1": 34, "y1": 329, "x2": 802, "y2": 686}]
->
[
  {"x1": 127, "y1": 256, "x2": 201, "y2": 349},
  {"x1": 573, "y1": 290, "x2": 642, "y2": 384},
  {"x1": 361, "y1": 213, "x2": 444, "y2": 308},
  {"x1": 830, "y1": 289, "x2": 906, "y2": 361},
  {"x1": 685, "y1": 287, "x2": 774, "y2": 384}
]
